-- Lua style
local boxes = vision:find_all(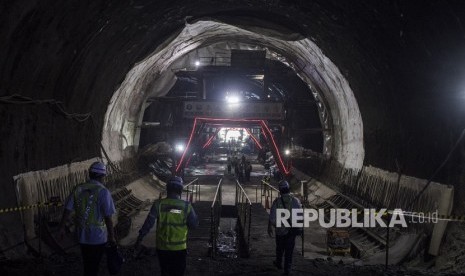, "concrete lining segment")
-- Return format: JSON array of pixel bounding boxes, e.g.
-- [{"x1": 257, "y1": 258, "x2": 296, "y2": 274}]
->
[{"x1": 103, "y1": 20, "x2": 364, "y2": 170}]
